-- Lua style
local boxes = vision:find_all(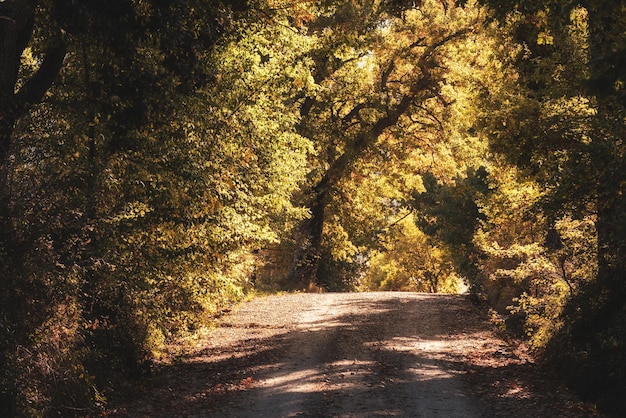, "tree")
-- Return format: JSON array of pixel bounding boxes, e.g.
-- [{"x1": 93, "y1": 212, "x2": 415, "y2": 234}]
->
[
  {"x1": 1, "y1": 1, "x2": 319, "y2": 415},
  {"x1": 286, "y1": 0, "x2": 488, "y2": 288},
  {"x1": 361, "y1": 212, "x2": 461, "y2": 293},
  {"x1": 412, "y1": 168, "x2": 491, "y2": 288},
  {"x1": 0, "y1": 1, "x2": 66, "y2": 163},
  {"x1": 473, "y1": 0, "x2": 626, "y2": 411}
]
